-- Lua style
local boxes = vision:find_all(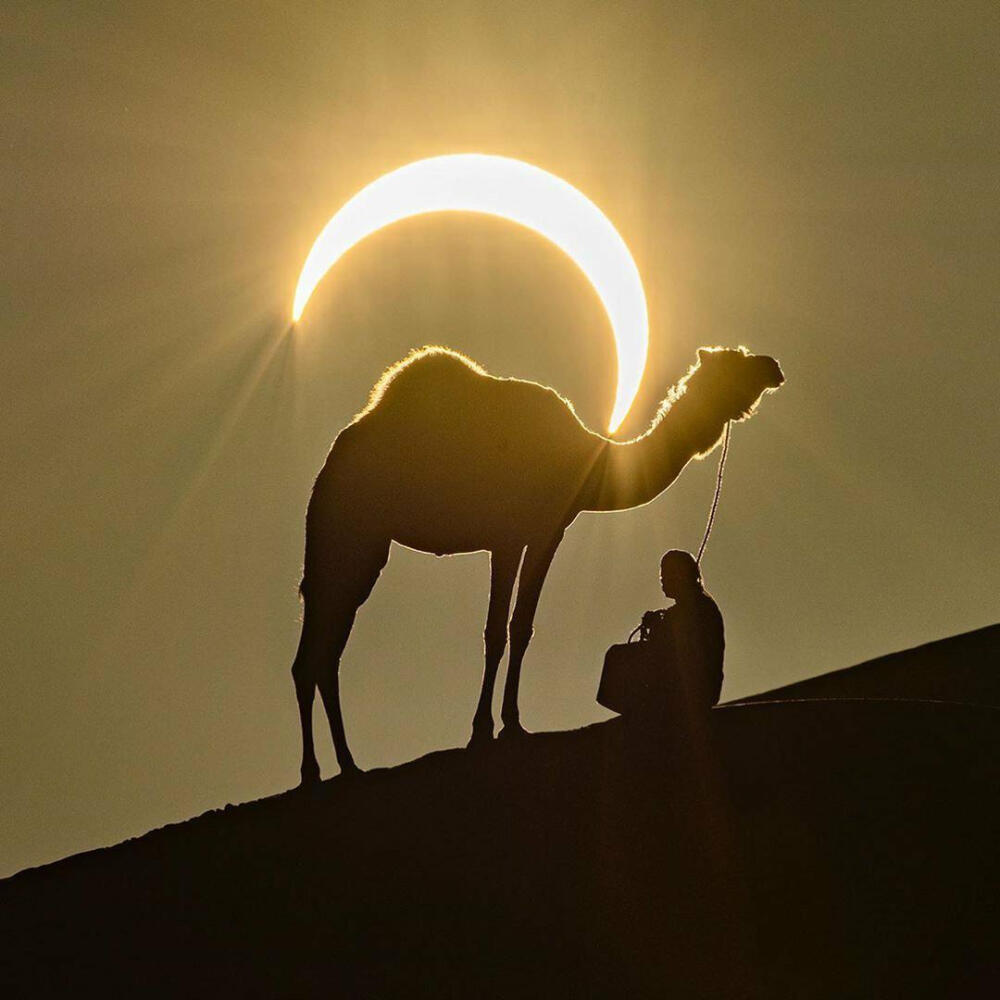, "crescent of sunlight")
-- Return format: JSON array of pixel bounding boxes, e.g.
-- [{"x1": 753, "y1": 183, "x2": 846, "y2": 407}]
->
[{"x1": 292, "y1": 154, "x2": 649, "y2": 433}]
